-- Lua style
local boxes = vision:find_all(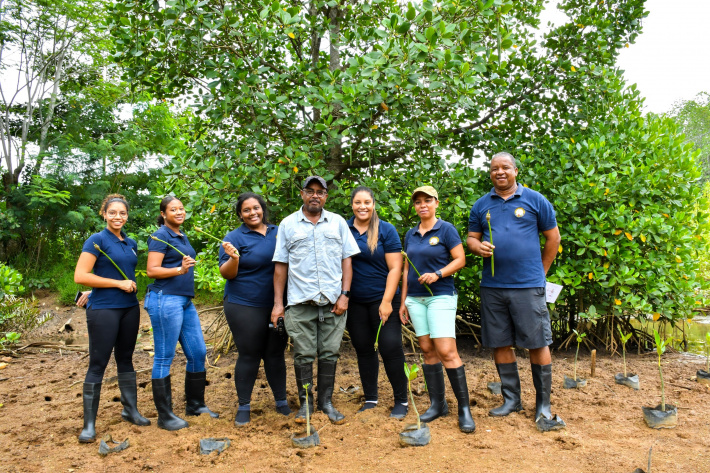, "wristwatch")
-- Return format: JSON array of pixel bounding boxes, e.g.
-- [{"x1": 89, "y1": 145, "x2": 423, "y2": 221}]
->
[
  {"x1": 340, "y1": 290, "x2": 351, "y2": 297},
  {"x1": 176, "y1": 267, "x2": 182, "y2": 275},
  {"x1": 435, "y1": 270, "x2": 443, "y2": 279}
]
